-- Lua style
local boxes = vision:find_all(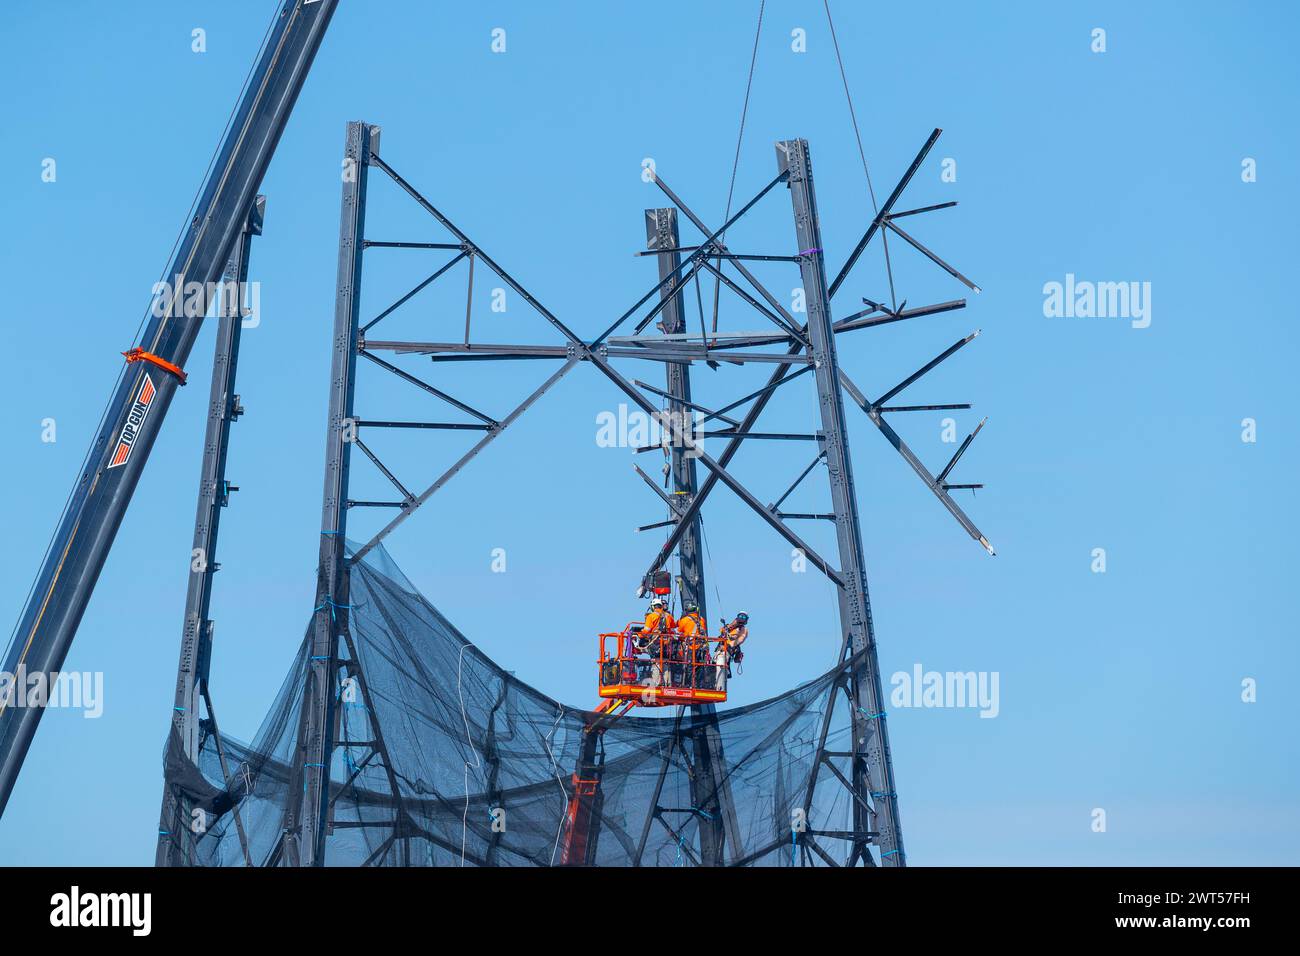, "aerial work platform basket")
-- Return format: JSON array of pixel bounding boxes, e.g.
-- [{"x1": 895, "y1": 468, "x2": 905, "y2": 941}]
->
[{"x1": 597, "y1": 623, "x2": 728, "y2": 706}]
